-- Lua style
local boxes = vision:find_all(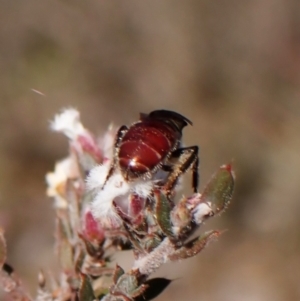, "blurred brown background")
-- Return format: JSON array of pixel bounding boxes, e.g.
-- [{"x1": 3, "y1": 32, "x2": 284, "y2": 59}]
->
[{"x1": 0, "y1": 1, "x2": 300, "y2": 300}]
